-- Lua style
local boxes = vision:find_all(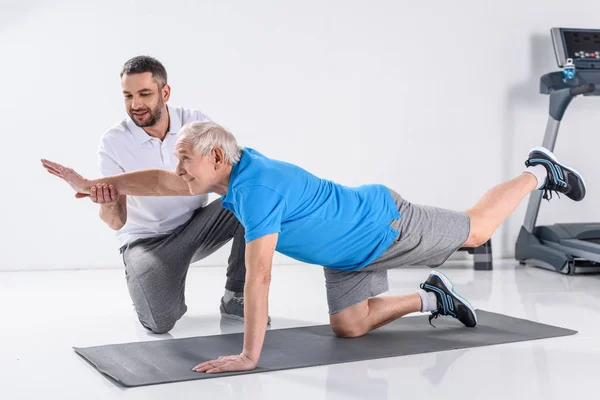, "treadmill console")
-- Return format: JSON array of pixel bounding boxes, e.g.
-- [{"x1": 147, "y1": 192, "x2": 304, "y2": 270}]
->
[{"x1": 551, "y1": 28, "x2": 600, "y2": 69}]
